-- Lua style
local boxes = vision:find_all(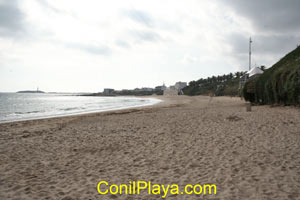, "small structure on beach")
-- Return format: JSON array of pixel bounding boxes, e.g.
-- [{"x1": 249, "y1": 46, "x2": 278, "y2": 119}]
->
[
  {"x1": 247, "y1": 67, "x2": 263, "y2": 78},
  {"x1": 239, "y1": 67, "x2": 264, "y2": 89}
]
